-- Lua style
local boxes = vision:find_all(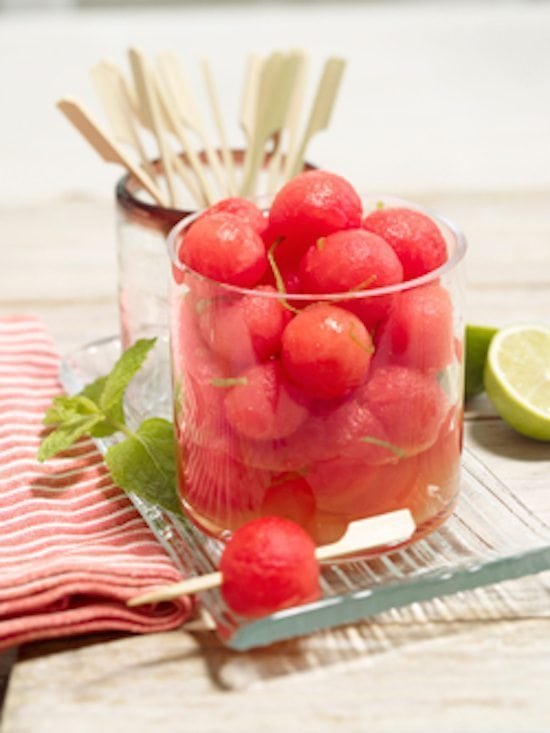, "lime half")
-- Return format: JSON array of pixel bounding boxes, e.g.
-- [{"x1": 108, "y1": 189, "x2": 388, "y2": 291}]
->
[
  {"x1": 465, "y1": 324, "x2": 498, "y2": 398},
  {"x1": 484, "y1": 324, "x2": 550, "y2": 441}
]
